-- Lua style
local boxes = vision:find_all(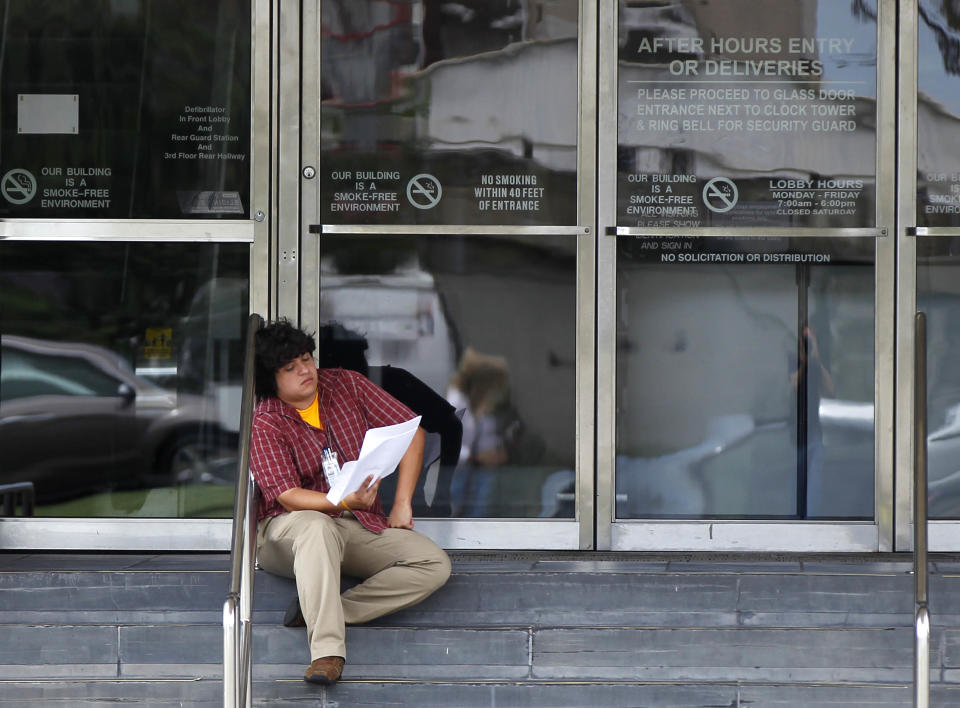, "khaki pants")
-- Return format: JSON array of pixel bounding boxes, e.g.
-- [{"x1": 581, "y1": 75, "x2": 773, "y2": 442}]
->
[{"x1": 256, "y1": 510, "x2": 451, "y2": 660}]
